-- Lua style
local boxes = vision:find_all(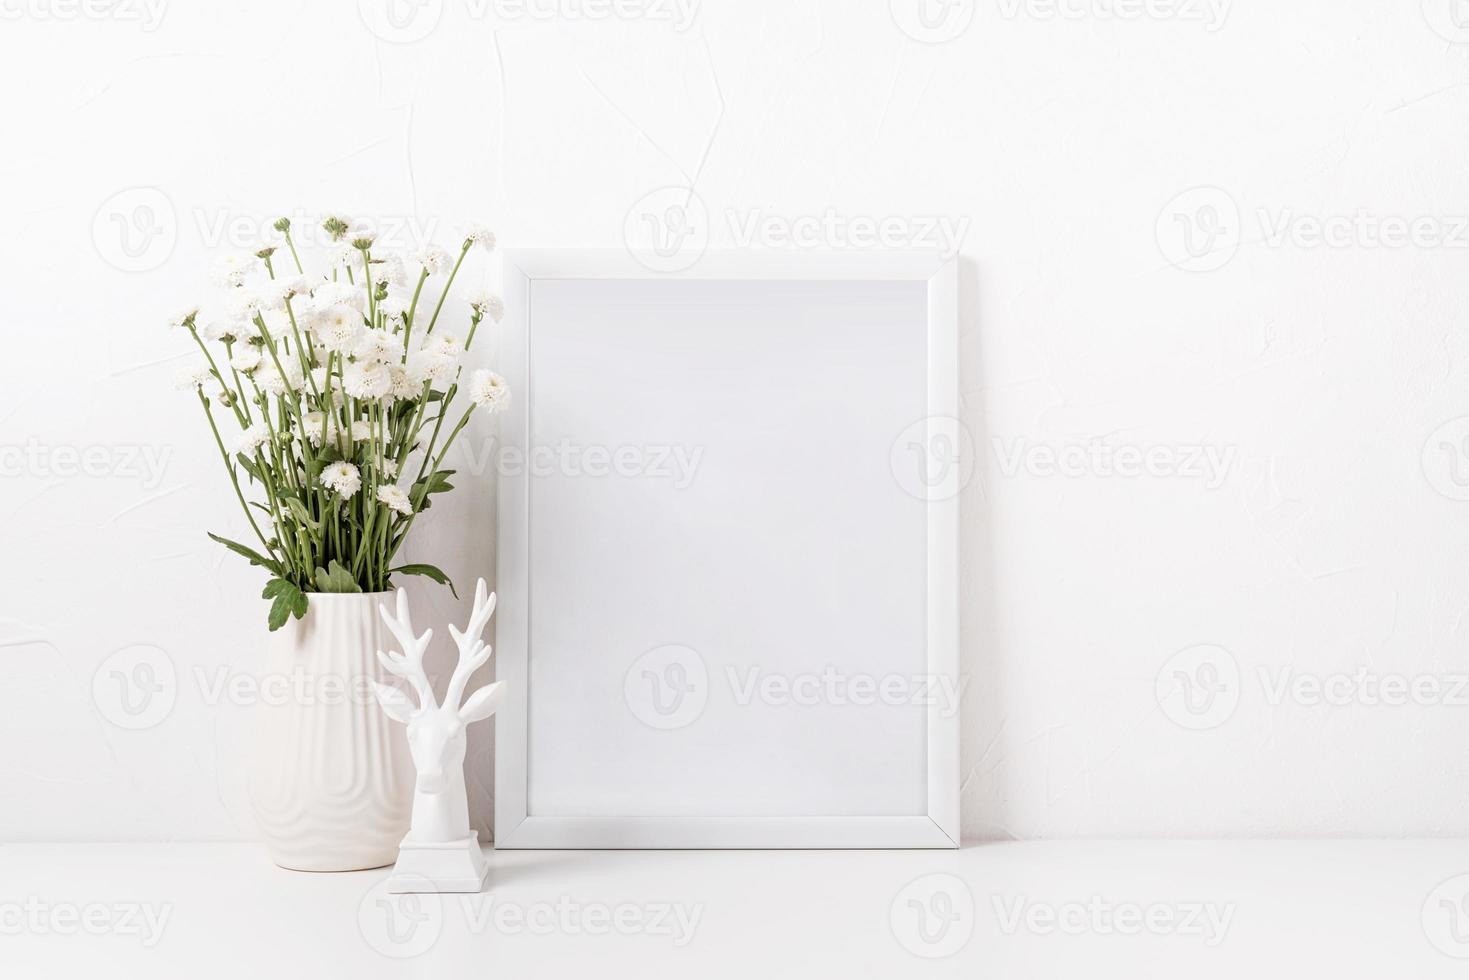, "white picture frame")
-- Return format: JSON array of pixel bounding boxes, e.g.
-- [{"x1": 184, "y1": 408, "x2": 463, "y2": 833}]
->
[{"x1": 493, "y1": 249, "x2": 959, "y2": 848}]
